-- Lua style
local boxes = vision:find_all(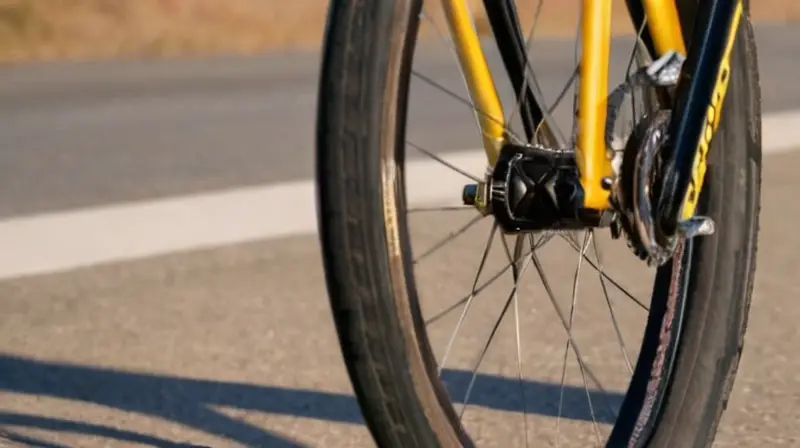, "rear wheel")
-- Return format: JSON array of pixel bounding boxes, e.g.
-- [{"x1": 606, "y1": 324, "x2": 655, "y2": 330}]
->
[{"x1": 316, "y1": 1, "x2": 761, "y2": 446}]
